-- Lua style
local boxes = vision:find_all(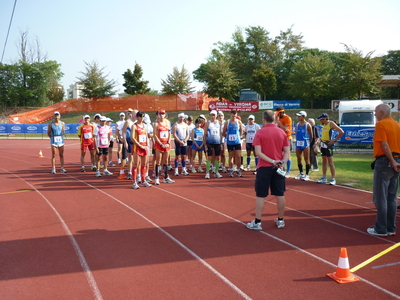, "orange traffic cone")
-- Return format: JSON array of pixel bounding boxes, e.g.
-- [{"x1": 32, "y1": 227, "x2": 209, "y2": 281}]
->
[
  {"x1": 38, "y1": 150, "x2": 44, "y2": 158},
  {"x1": 327, "y1": 248, "x2": 359, "y2": 283}
]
